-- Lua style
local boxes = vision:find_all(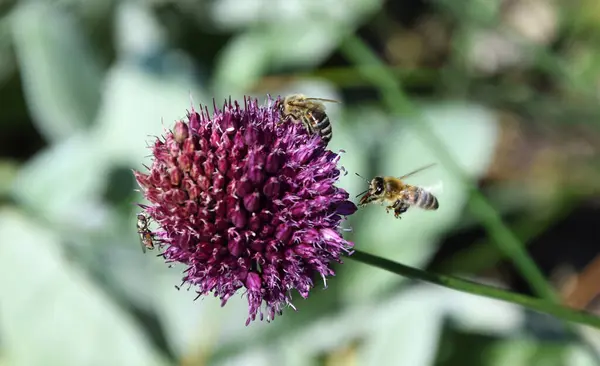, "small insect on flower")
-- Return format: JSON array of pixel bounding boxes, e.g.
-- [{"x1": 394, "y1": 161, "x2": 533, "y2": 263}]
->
[
  {"x1": 277, "y1": 94, "x2": 339, "y2": 146},
  {"x1": 356, "y1": 163, "x2": 440, "y2": 219},
  {"x1": 133, "y1": 95, "x2": 357, "y2": 325},
  {"x1": 136, "y1": 213, "x2": 155, "y2": 253}
]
